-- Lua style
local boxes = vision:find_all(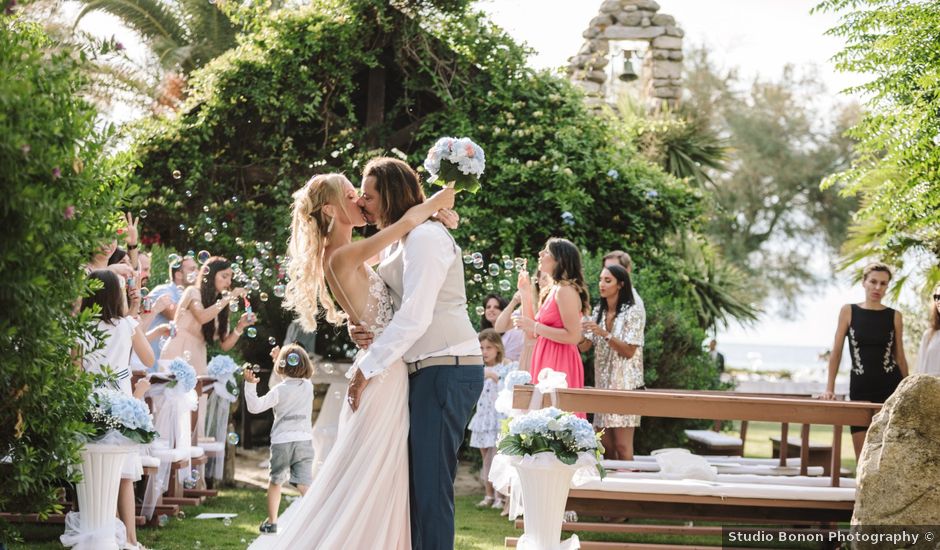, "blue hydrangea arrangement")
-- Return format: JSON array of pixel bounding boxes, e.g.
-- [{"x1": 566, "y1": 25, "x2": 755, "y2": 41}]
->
[
  {"x1": 498, "y1": 407, "x2": 605, "y2": 477},
  {"x1": 168, "y1": 358, "x2": 197, "y2": 392},
  {"x1": 207, "y1": 355, "x2": 238, "y2": 379},
  {"x1": 87, "y1": 388, "x2": 158, "y2": 444}
]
